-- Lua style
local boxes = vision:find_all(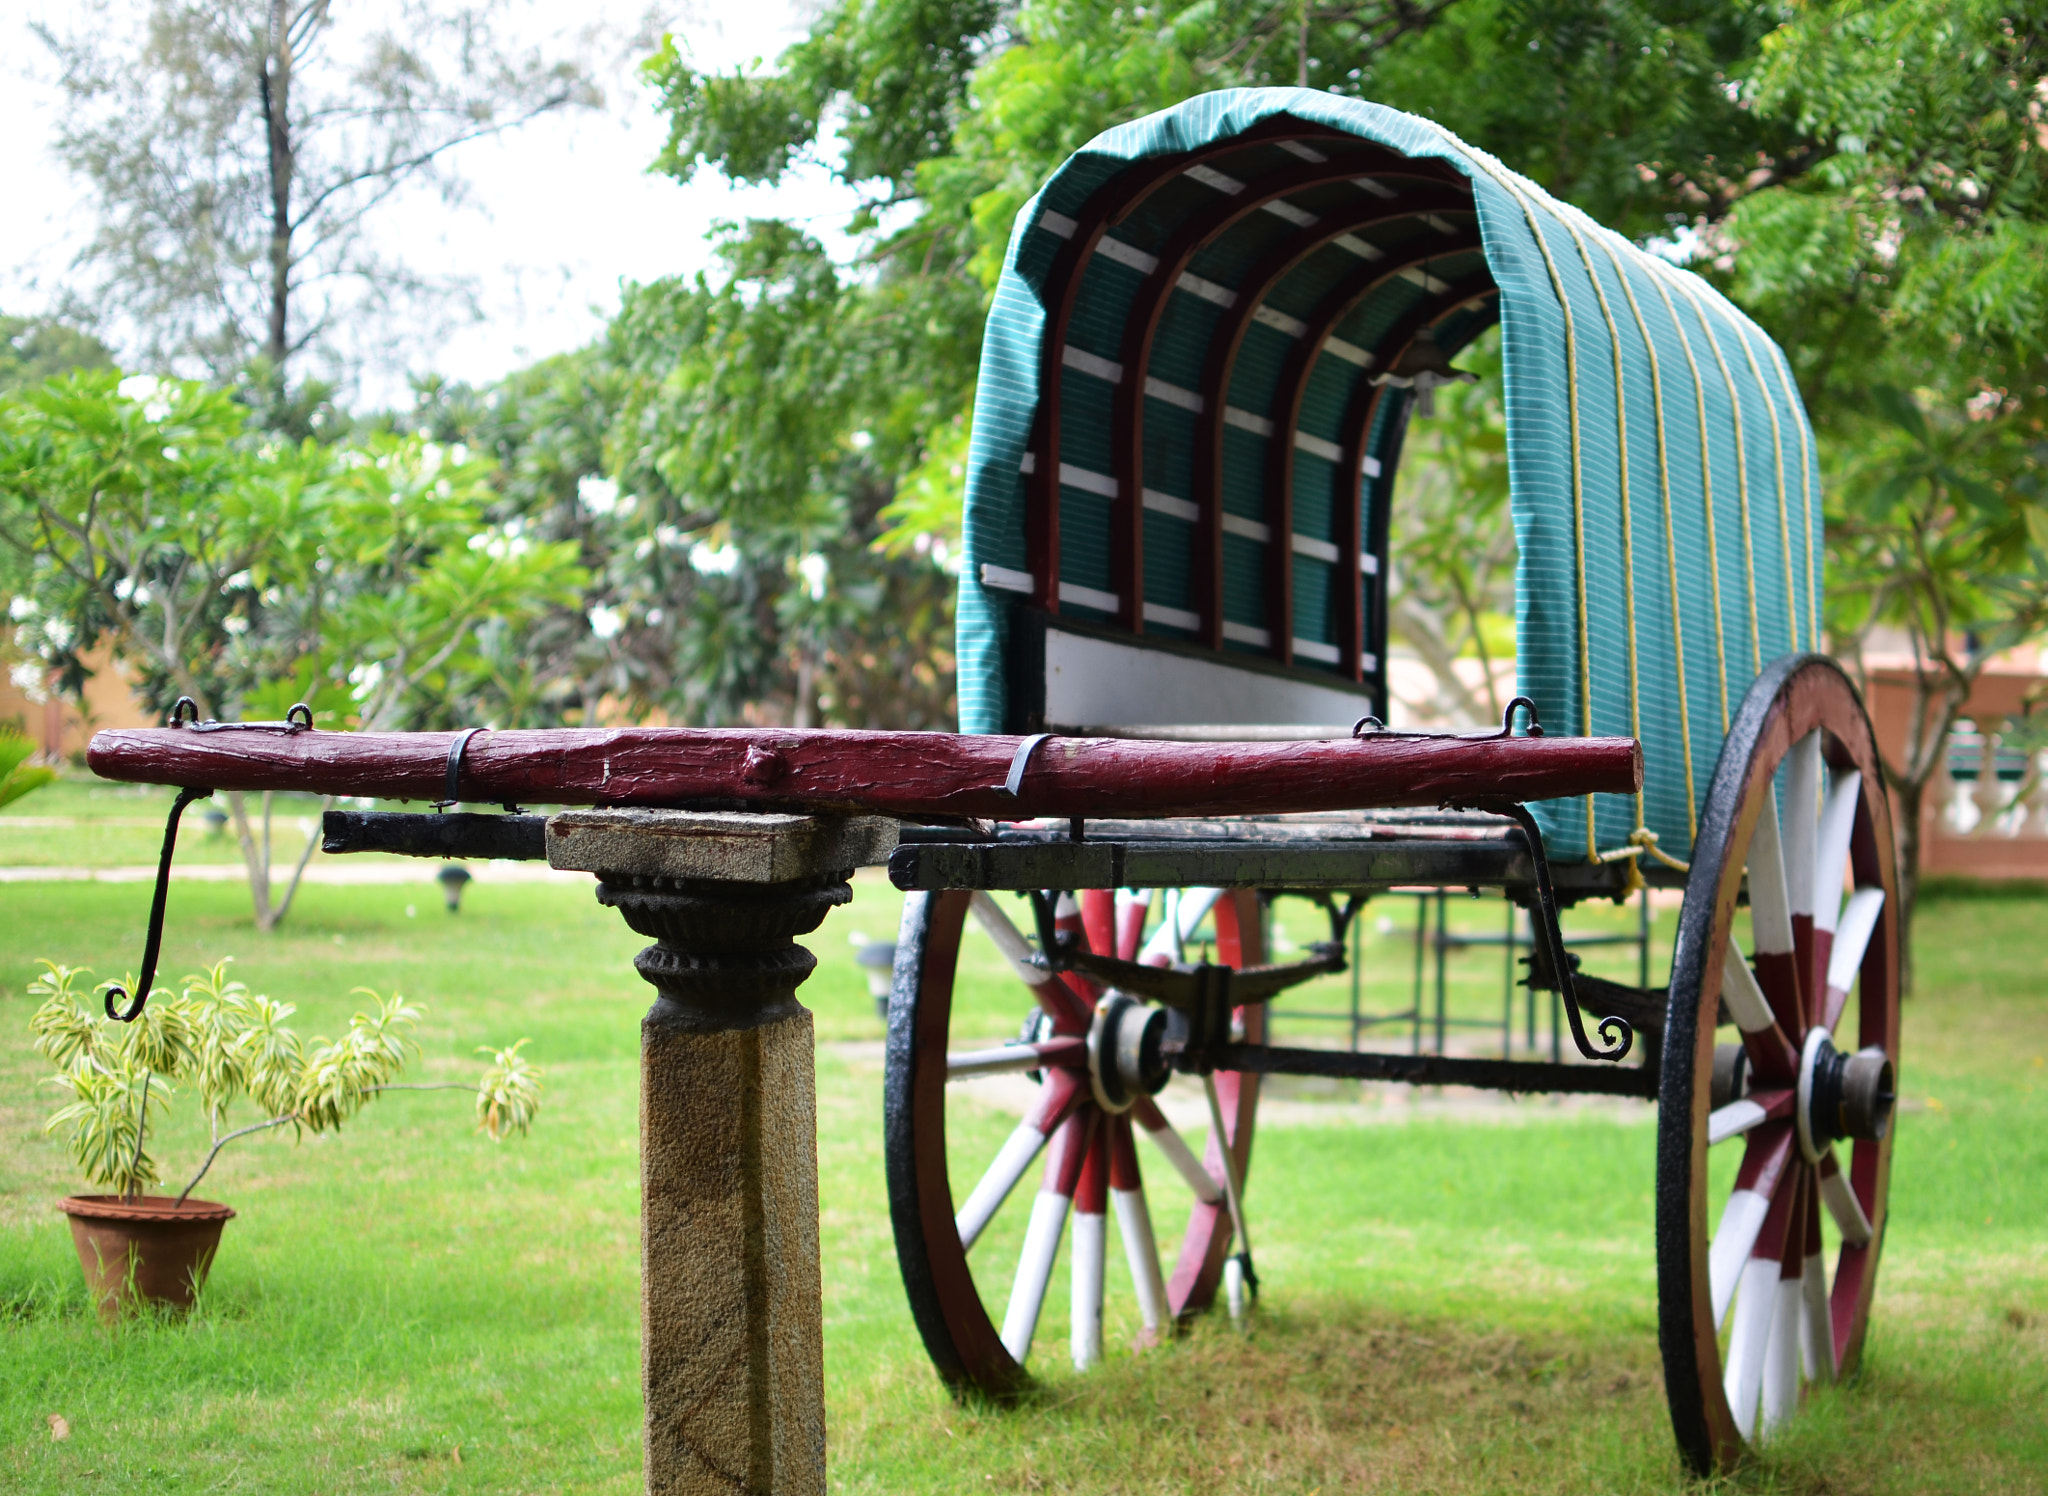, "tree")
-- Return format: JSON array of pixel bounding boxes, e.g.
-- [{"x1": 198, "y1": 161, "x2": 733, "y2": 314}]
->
[
  {"x1": 1723, "y1": 0, "x2": 2048, "y2": 976},
  {"x1": 0, "y1": 370, "x2": 584, "y2": 928},
  {"x1": 36, "y1": 0, "x2": 603, "y2": 391},
  {"x1": 1, "y1": 314, "x2": 115, "y2": 393}
]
